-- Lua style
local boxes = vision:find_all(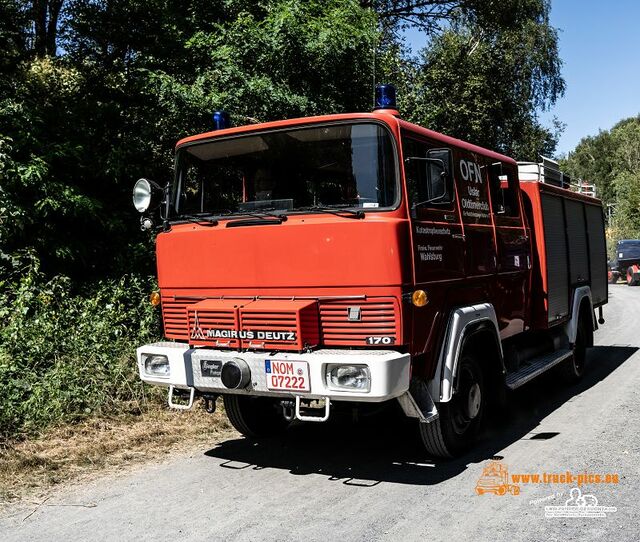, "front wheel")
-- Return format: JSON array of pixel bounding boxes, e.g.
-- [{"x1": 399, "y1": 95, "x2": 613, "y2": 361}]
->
[
  {"x1": 419, "y1": 353, "x2": 485, "y2": 458},
  {"x1": 223, "y1": 394, "x2": 290, "y2": 438}
]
